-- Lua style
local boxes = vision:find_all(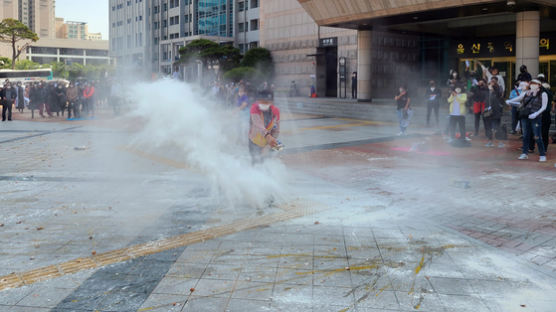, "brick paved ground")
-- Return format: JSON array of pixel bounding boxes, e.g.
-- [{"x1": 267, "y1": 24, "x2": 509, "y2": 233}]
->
[{"x1": 1, "y1": 102, "x2": 555, "y2": 311}]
